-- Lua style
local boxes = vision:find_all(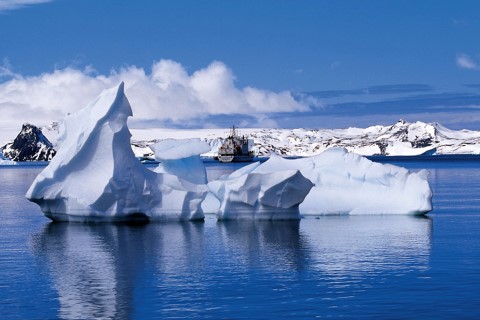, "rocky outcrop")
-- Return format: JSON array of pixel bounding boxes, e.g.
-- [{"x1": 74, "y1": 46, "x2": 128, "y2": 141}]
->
[{"x1": 2, "y1": 123, "x2": 56, "y2": 161}]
